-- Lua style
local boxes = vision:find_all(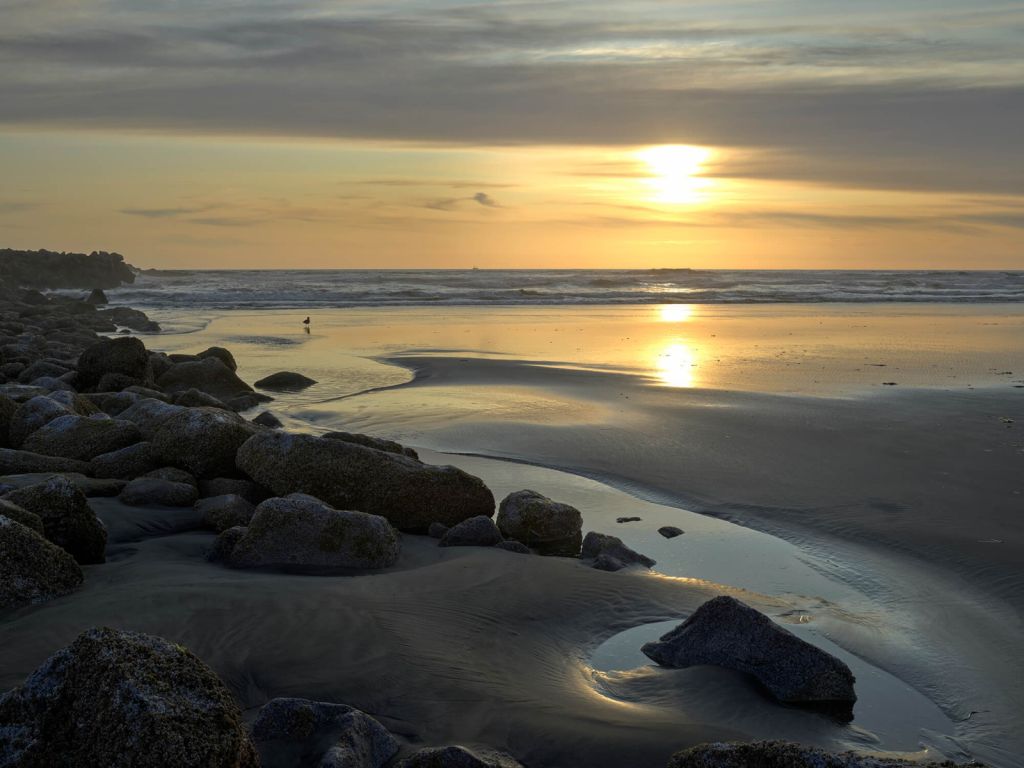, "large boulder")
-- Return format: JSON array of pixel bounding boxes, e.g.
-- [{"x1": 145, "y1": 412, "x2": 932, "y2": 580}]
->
[
  {"x1": 4, "y1": 476, "x2": 107, "y2": 564},
  {"x1": 580, "y1": 531, "x2": 655, "y2": 571},
  {"x1": 252, "y1": 697, "x2": 399, "y2": 768},
  {"x1": 76, "y1": 336, "x2": 153, "y2": 391},
  {"x1": 157, "y1": 357, "x2": 254, "y2": 402},
  {"x1": 222, "y1": 493, "x2": 400, "y2": 573},
  {"x1": 254, "y1": 371, "x2": 317, "y2": 391},
  {"x1": 439, "y1": 515, "x2": 502, "y2": 548},
  {"x1": 0, "y1": 499, "x2": 44, "y2": 534},
  {"x1": 197, "y1": 494, "x2": 256, "y2": 533},
  {"x1": 8, "y1": 395, "x2": 72, "y2": 447},
  {"x1": 85, "y1": 288, "x2": 108, "y2": 305},
  {"x1": 323, "y1": 431, "x2": 418, "y2": 460},
  {"x1": 120, "y1": 477, "x2": 199, "y2": 507},
  {"x1": 98, "y1": 306, "x2": 161, "y2": 332},
  {"x1": 91, "y1": 441, "x2": 162, "y2": 479},
  {"x1": 496, "y1": 490, "x2": 582, "y2": 556},
  {"x1": 173, "y1": 388, "x2": 229, "y2": 410},
  {"x1": 196, "y1": 347, "x2": 238, "y2": 372},
  {"x1": 641, "y1": 596, "x2": 857, "y2": 716},
  {"x1": 236, "y1": 432, "x2": 494, "y2": 531},
  {"x1": 117, "y1": 398, "x2": 186, "y2": 438},
  {"x1": 0, "y1": 515, "x2": 83, "y2": 608},
  {"x1": 152, "y1": 407, "x2": 257, "y2": 478},
  {"x1": 398, "y1": 746, "x2": 524, "y2": 768},
  {"x1": 21, "y1": 414, "x2": 140, "y2": 461},
  {"x1": 666, "y1": 741, "x2": 955, "y2": 768},
  {"x1": 0, "y1": 448, "x2": 90, "y2": 476},
  {"x1": 0, "y1": 627, "x2": 258, "y2": 767}
]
